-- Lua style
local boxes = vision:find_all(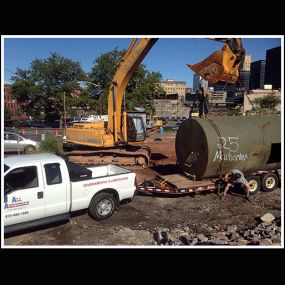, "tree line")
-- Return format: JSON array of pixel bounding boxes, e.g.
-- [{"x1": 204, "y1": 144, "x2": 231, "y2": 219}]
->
[{"x1": 10, "y1": 48, "x2": 165, "y2": 122}]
